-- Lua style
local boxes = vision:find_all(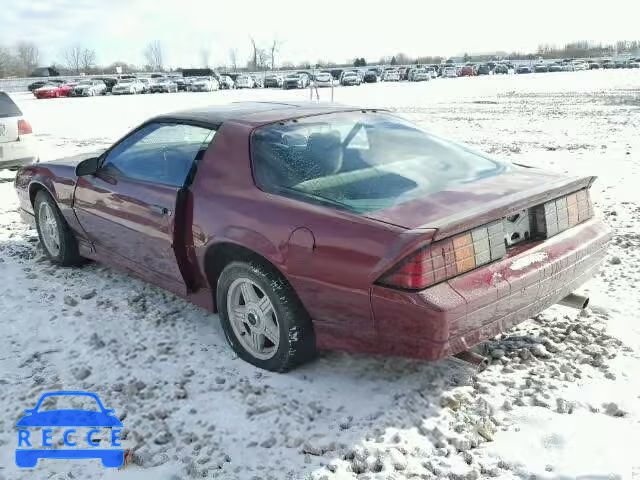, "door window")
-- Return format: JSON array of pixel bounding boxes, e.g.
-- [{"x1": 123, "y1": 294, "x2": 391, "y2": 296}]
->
[{"x1": 101, "y1": 123, "x2": 215, "y2": 187}]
